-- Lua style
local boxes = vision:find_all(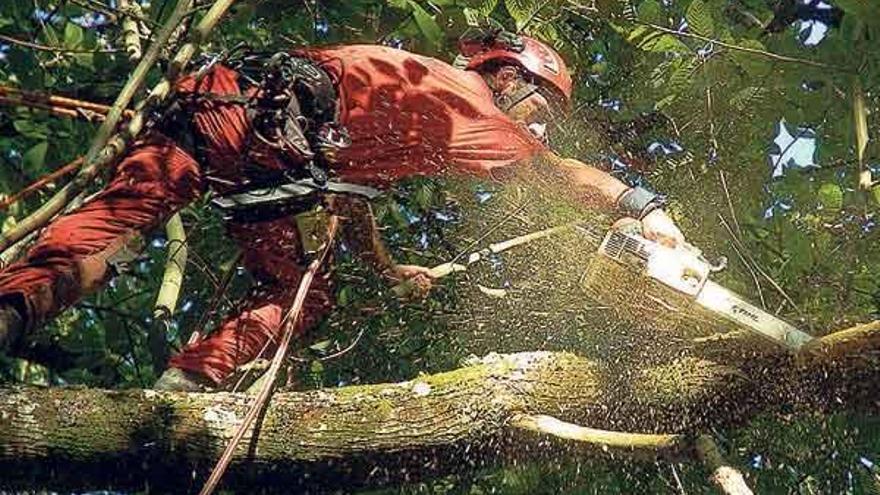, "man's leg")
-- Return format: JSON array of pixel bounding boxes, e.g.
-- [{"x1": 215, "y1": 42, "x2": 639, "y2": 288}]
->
[
  {"x1": 0, "y1": 137, "x2": 202, "y2": 355},
  {"x1": 158, "y1": 216, "x2": 335, "y2": 389}
]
